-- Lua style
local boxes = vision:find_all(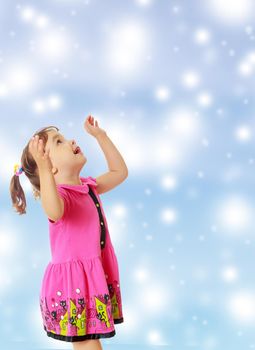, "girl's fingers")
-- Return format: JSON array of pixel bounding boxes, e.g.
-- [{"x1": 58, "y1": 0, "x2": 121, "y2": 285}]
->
[
  {"x1": 28, "y1": 140, "x2": 33, "y2": 151},
  {"x1": 29, "y1": 137, "x2": 37, "y2": 152},
  {"x1": 45, "y1": 147, "x2": 50, "y2": 157},
  {"x1": 33, "y1": 135, "x2": 39, "y2": 149},
  {"x1": 38, "y1": 139, "x2": 44, "y2": 154},
  {"x1": 30, "y1": 135, "x2": 45, "y2": 158}
]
